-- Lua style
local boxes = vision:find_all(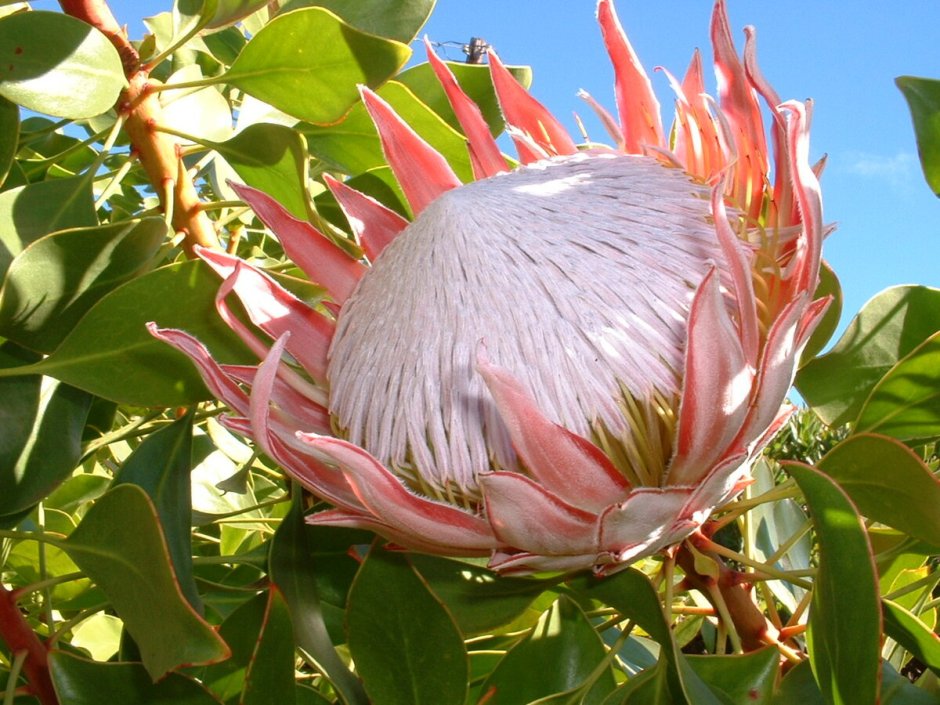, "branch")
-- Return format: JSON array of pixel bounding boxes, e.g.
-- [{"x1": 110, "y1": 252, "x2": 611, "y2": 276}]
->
[
  {"x1": 0, "y1": 584, "x2": 58, "y2": 705},
  {"x1": 58, "y1": 0, "x2": 220, "y2": 255}
]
